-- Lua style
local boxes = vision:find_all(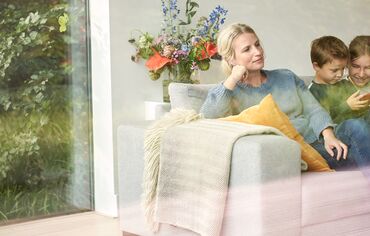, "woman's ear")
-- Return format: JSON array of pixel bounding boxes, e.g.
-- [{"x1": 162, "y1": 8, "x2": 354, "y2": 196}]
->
[{"x1": 229, "y1": 59, "x2": 235, "y2": 67}]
